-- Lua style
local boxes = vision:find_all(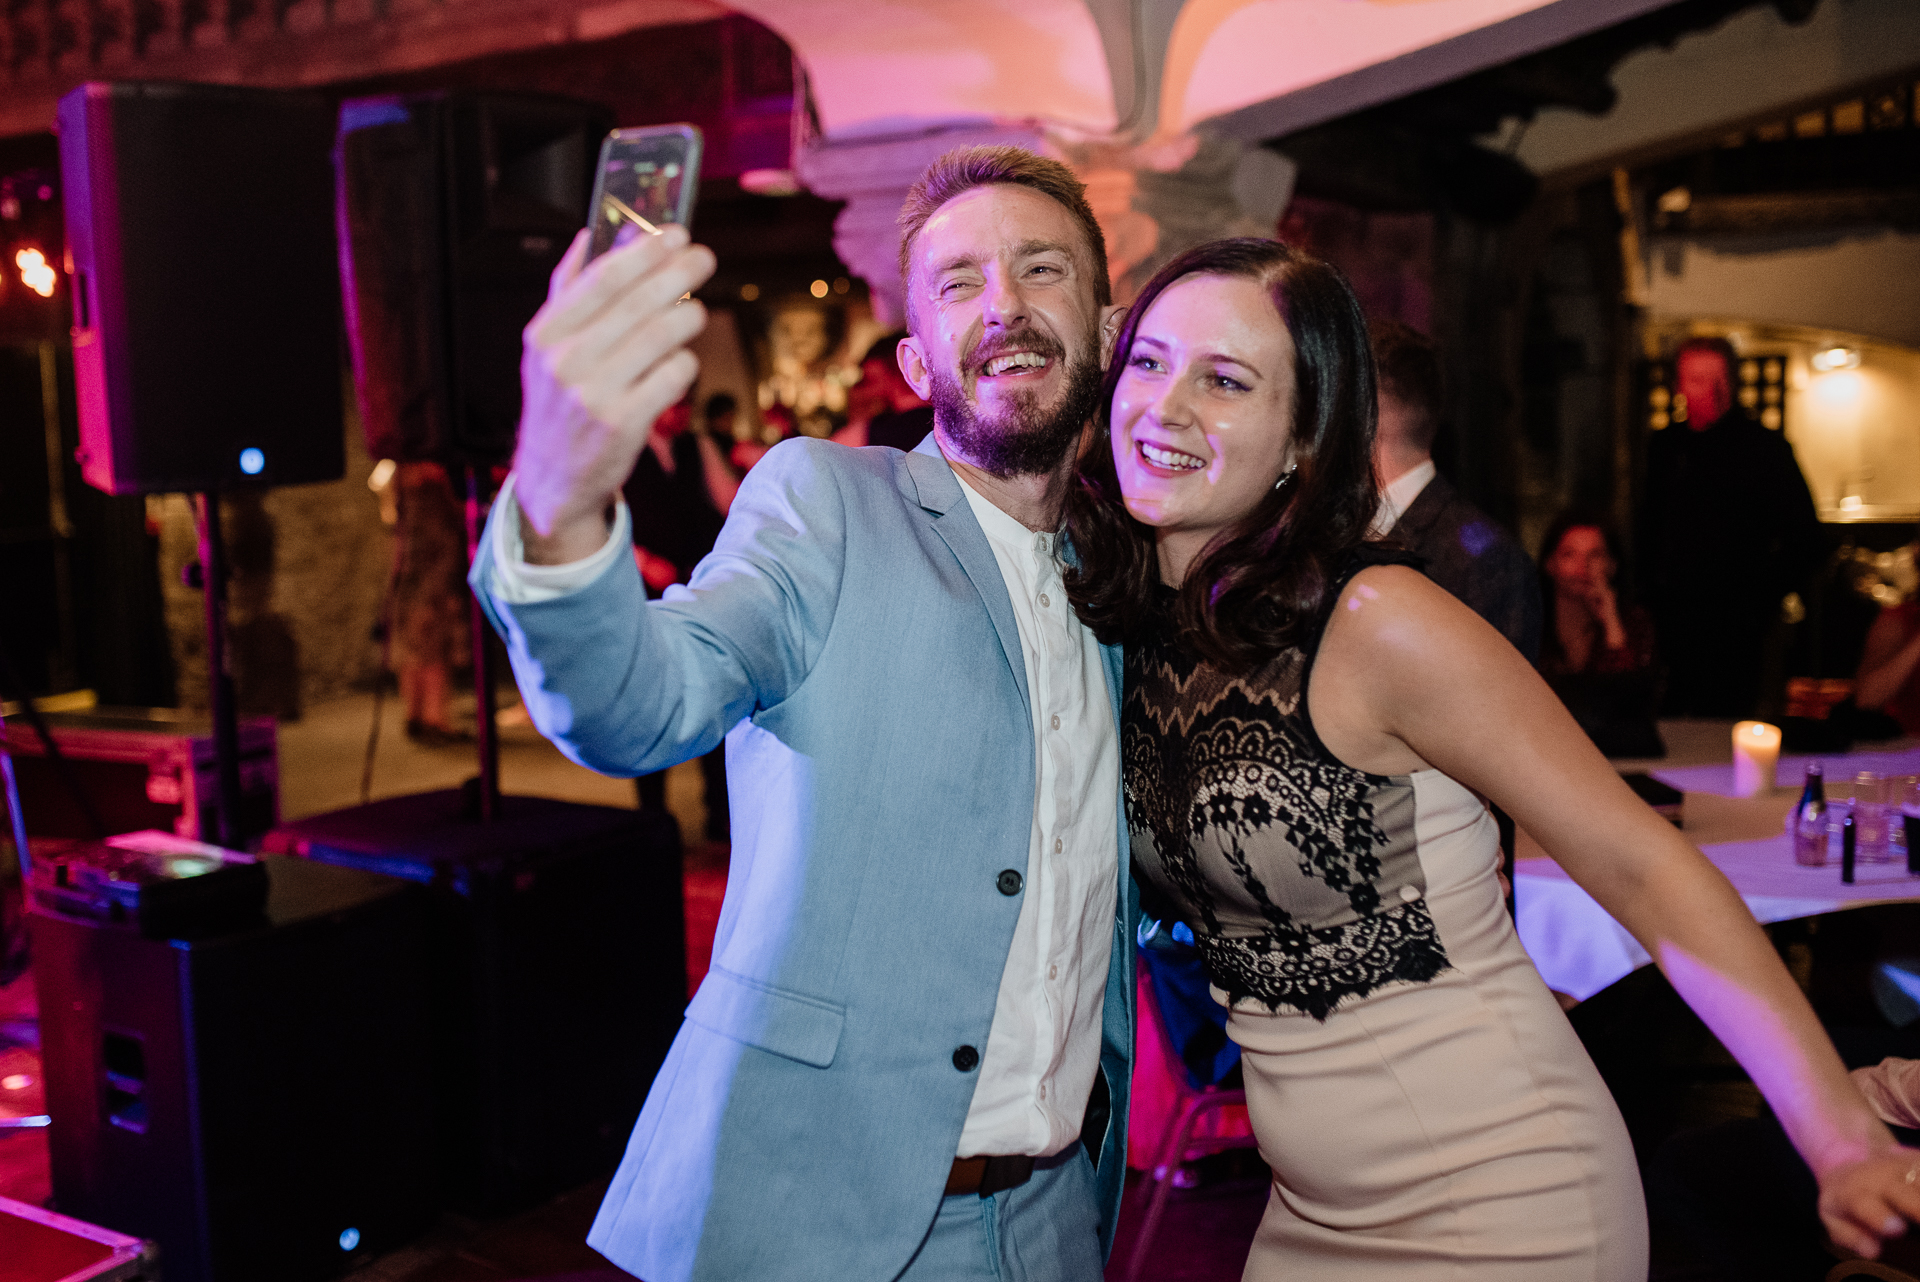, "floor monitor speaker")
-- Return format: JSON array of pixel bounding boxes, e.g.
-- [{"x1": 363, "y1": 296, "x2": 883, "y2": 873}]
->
[
  {"x1": 57, "y1": 82, "x2": 344, "y2": 495},
  {"x1": 335, "y1": 92, "x2": 611, "y2": 467}
]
